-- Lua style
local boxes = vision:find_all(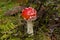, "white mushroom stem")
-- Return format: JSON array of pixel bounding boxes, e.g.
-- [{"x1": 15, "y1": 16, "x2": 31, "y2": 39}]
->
[{"x1": 27, "y1": 21, "x2": 33, "y2": 35}]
